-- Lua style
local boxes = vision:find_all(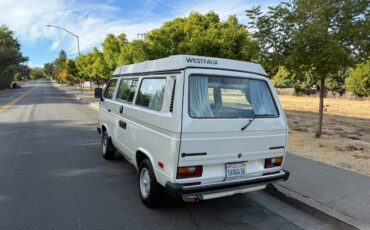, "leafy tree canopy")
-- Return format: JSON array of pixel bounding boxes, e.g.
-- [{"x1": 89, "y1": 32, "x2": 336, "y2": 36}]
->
[
  {"x1": 0, "y1": 25, "x2": 28, "y2": 88},
  {"x1": 145, "y1": 12, "x2": 258, "y2": 61},
  {"x1": 0, "y1": 25, "x2": 28, "y2": 71},
  {"x1": 30, "y1": 68, "x2": 45, "y2": 80},
  {"x1": 246, "y1": 0, "x2": 369, "y2": 137}
]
